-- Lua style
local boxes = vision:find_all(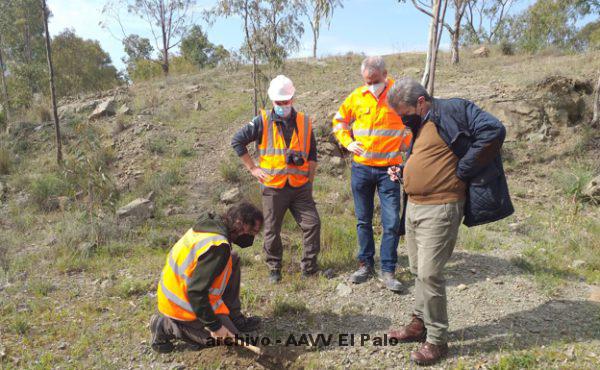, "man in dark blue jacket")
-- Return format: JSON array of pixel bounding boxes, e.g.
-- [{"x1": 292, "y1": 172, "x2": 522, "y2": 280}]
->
[{"x1": 385, "y1": 77, "x2": 513, "y2": 366}]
